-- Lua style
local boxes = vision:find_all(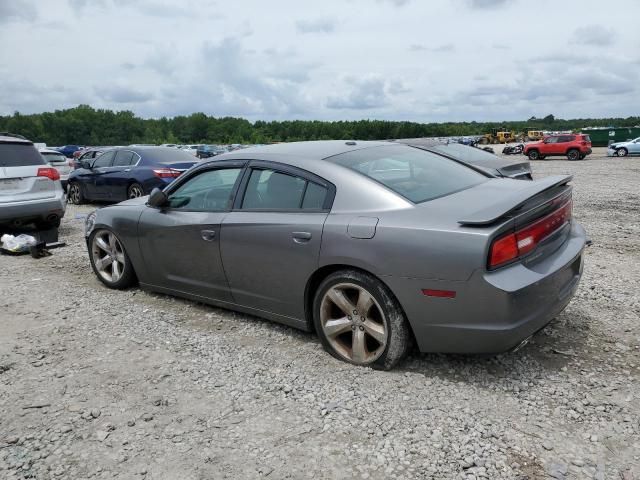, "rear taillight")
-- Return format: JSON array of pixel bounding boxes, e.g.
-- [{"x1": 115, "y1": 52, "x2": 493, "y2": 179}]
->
[
  {"x1": 153, "y1": 168, "x2": 182, "y2": 178},
  {"x1": 67, "y1": 159, "x2": 74, "y2": 167},
  {"x1": 37, "y1": 167, "x2": 60, "y2": 181},
  {"x1": 488, "y1": 199, "x2": 572, "y2": 269}
]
